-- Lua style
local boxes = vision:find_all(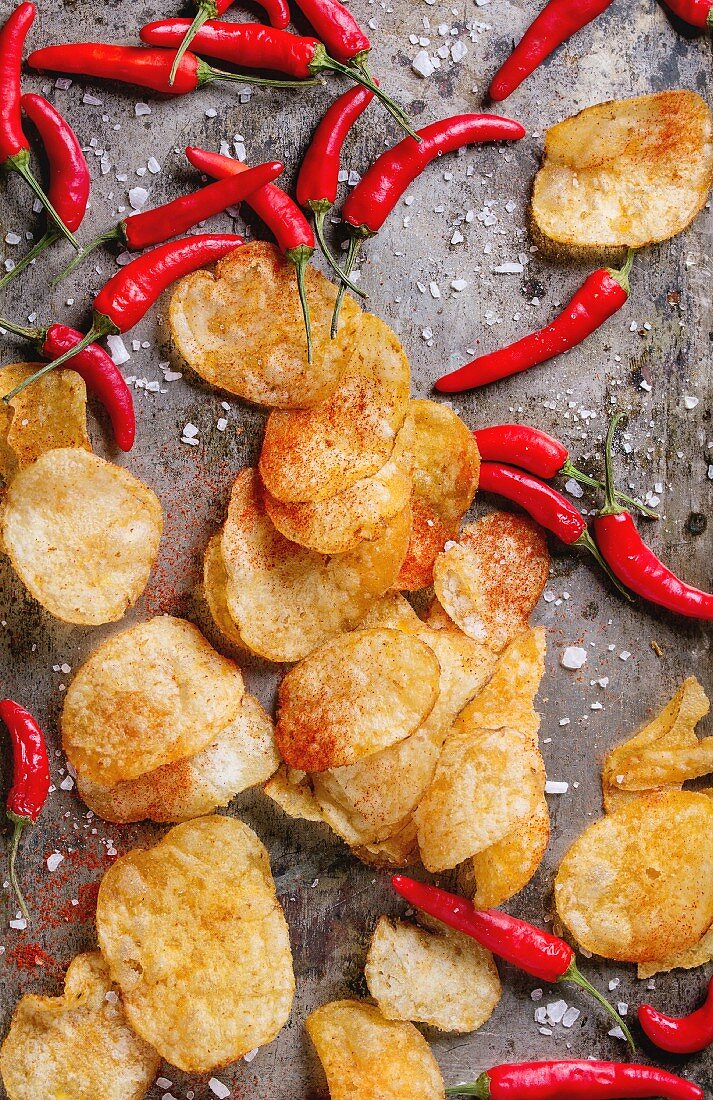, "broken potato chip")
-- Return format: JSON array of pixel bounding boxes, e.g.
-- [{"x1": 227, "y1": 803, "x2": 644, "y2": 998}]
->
[
  {"x1": 352, "y1": 819, "x2": 421, "y2": 869},
  {"x1": 203, "y1": 531, "x2": 246, "y2": 651},
  {"x1": 0, "y1": 364, "x2": 90, "y2": 482},
  {"x1": 459, "y1": 627, "x2": 546, "y2": 742},
  {"x1": 637, "y1": 925, "x2": 713, "y2": 980},
  {"x1": 263, "y1": 764, "x2": 326, "y2": 824},
  {"x1": 472, "y1": 794, "x2": 550, "y2": 909}
]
